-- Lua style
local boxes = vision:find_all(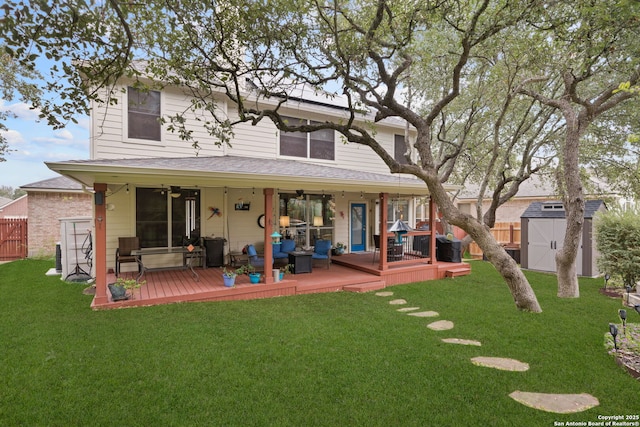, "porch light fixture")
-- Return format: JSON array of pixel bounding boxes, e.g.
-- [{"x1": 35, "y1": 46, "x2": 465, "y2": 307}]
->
[
  {"x1": 170, "y1": 186, "x2": 181, "y2": 198},
  {"x1": 271, "y1": 231, "x2": 282, "y2": 244},
  {"x1": 609, "y1": 323, "x2": 618, "y2": 351},
  {"x1": 279, "y1": 216, "x2": 290, "y2": 227},
  {"x1": 296, "y1": 189, "x2": 305, "y2": 199}
]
